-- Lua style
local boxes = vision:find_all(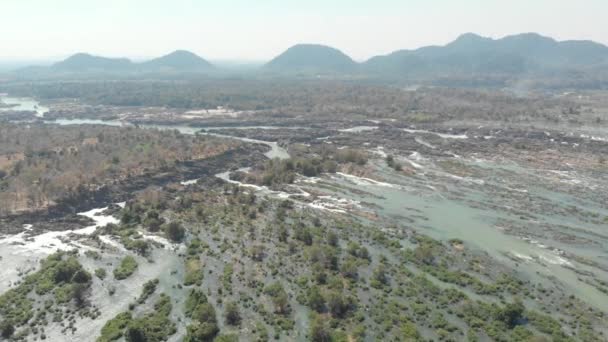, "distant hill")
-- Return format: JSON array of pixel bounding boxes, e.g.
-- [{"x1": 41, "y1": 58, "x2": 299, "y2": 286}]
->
[
  {"x1": 139, "y1": 50, "x2": 214, "y2": 71},
  {"x1": 52, "y1": 53, "x2": 134, "y2": 72},
  {"x1": 265, "y1": 44, "x2": 357, "y2": 73},
  {"x1": 363, "y1": 33, "x2": 608, "y2": 77},
  {"x1": 31, "y1": 51, "x2": 213, "y2": 75},
  {"x1": 12, "y1": 33, "x2": 608, "y2": 88}
]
